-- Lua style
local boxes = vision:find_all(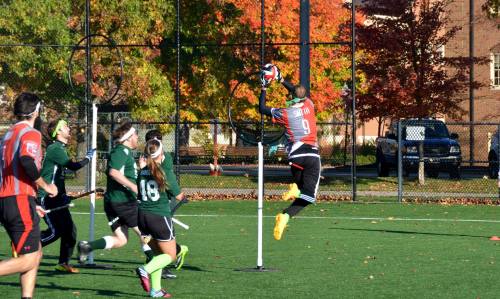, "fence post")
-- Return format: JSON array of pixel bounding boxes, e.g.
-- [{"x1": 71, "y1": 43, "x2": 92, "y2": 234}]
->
[
  {"x1": 397, "y1": 121, "x2": 403, "y2": 203},
  {"x1": 497, "y1": 125, "x2": 500, "y2": 197}
]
